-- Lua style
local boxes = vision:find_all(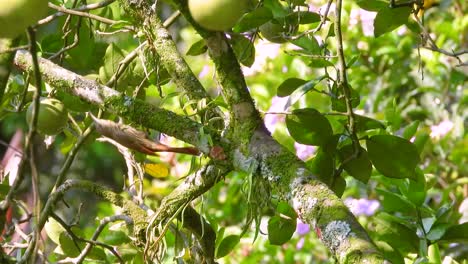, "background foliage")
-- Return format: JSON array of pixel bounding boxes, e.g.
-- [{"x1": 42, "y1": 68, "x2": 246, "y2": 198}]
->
[{"x1": 0, "y1": 0, "x2": 467, "y2": 263}]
